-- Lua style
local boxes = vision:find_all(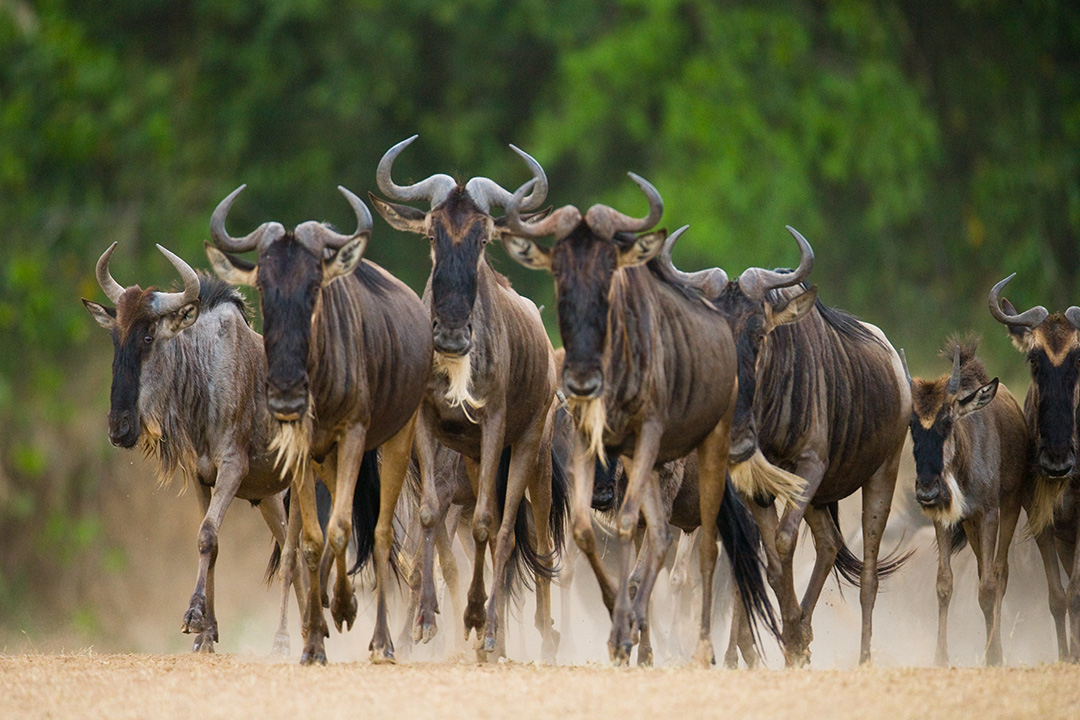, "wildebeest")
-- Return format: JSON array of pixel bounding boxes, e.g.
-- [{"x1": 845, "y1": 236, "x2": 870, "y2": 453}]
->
[
  {"x1": 500, "y1": 174, "x2": 795, "y2": 666},
  {"x1": 906, "y1": 337, "x2": 1028, "y2": 665},
  {"x1": 206, "y1": 185, "x2": 431, "y2": 664},
  {"x1": 83, "y1": 243, "x2": 301, "y2": 654},
  {"x1": 369, "y1": 136, "x2": 568, "y2": 661},
  {"x1": 660, "y1": 226, "x2": 912, "y2": 666},
  {"x1": 988, "y1": 274, "x2": 1078, "y2": 659}
]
